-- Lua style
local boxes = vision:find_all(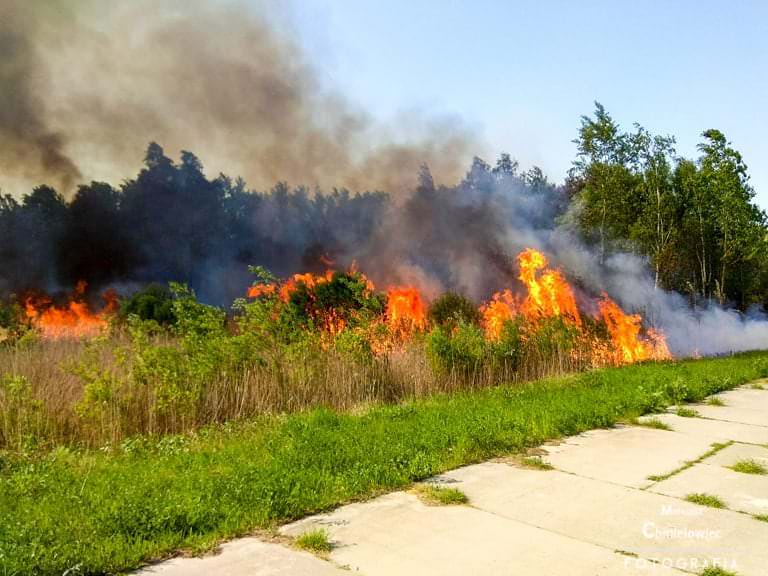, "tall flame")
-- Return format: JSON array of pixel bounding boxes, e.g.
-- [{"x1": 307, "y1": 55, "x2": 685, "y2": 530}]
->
[
  {"x1": 517, "y1": 248, "x2": 581, "y2": 326},
  {"x1": 480, "y1": 289, "x2": 517, "y2": 341},
  {"x1": 385, "y1": 287, "x2": 427, "y2": 338},
  {"x1": 598, "y1": 295, "x2": 671, "y2": 364},
  {"x1": 24, "y1": 281, "x2": 117, "y2": 339}
]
